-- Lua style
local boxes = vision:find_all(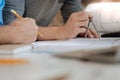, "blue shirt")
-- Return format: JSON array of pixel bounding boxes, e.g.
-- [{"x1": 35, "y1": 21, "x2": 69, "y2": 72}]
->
[{"x1": 0, "y1": 0, "x2": 4, "y2": 25}]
